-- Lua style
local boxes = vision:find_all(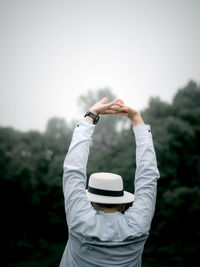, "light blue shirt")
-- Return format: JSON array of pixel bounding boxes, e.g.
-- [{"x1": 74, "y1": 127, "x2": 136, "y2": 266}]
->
[{"x1": 60, "y1": 120, "x2": 160, "y2": 267}]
